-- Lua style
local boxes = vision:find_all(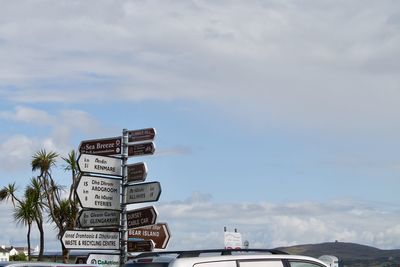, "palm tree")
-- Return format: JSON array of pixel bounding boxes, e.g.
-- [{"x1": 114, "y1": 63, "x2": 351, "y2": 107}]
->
[
  {"x1": 31, "y1": 149, "x2": 59, "y2": 261},
  {"x1": 26, "y1": 178, "x2": 45, "y2": 261},
  {"x1": 32, "y1": 149, "x2": 81, "y2": 263},
  {"x1": 13, "y1": 196, "x2": 35, "y2": 261},
  {"x1": 0, "y1": 183, "x2": 38, "y2": 261}
]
